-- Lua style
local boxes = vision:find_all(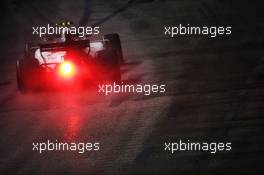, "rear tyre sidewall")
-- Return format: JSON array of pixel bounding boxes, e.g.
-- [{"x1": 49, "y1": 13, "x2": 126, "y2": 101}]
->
[
  {"x1": 95, "y1": 49, "x2": 121, "y2": 83},
  {"x1": 110, "y1": 65, "x2": 121, "y2": 83},
  {"x1": 104, "y1": 33, "x2": 124, "y2": 63},
  {"x1": 16, "y1": 59, "x2": 39, "y2": 93},
  {"x1": 16, "y1": 59, "x2": 27, "y2": 93}
]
